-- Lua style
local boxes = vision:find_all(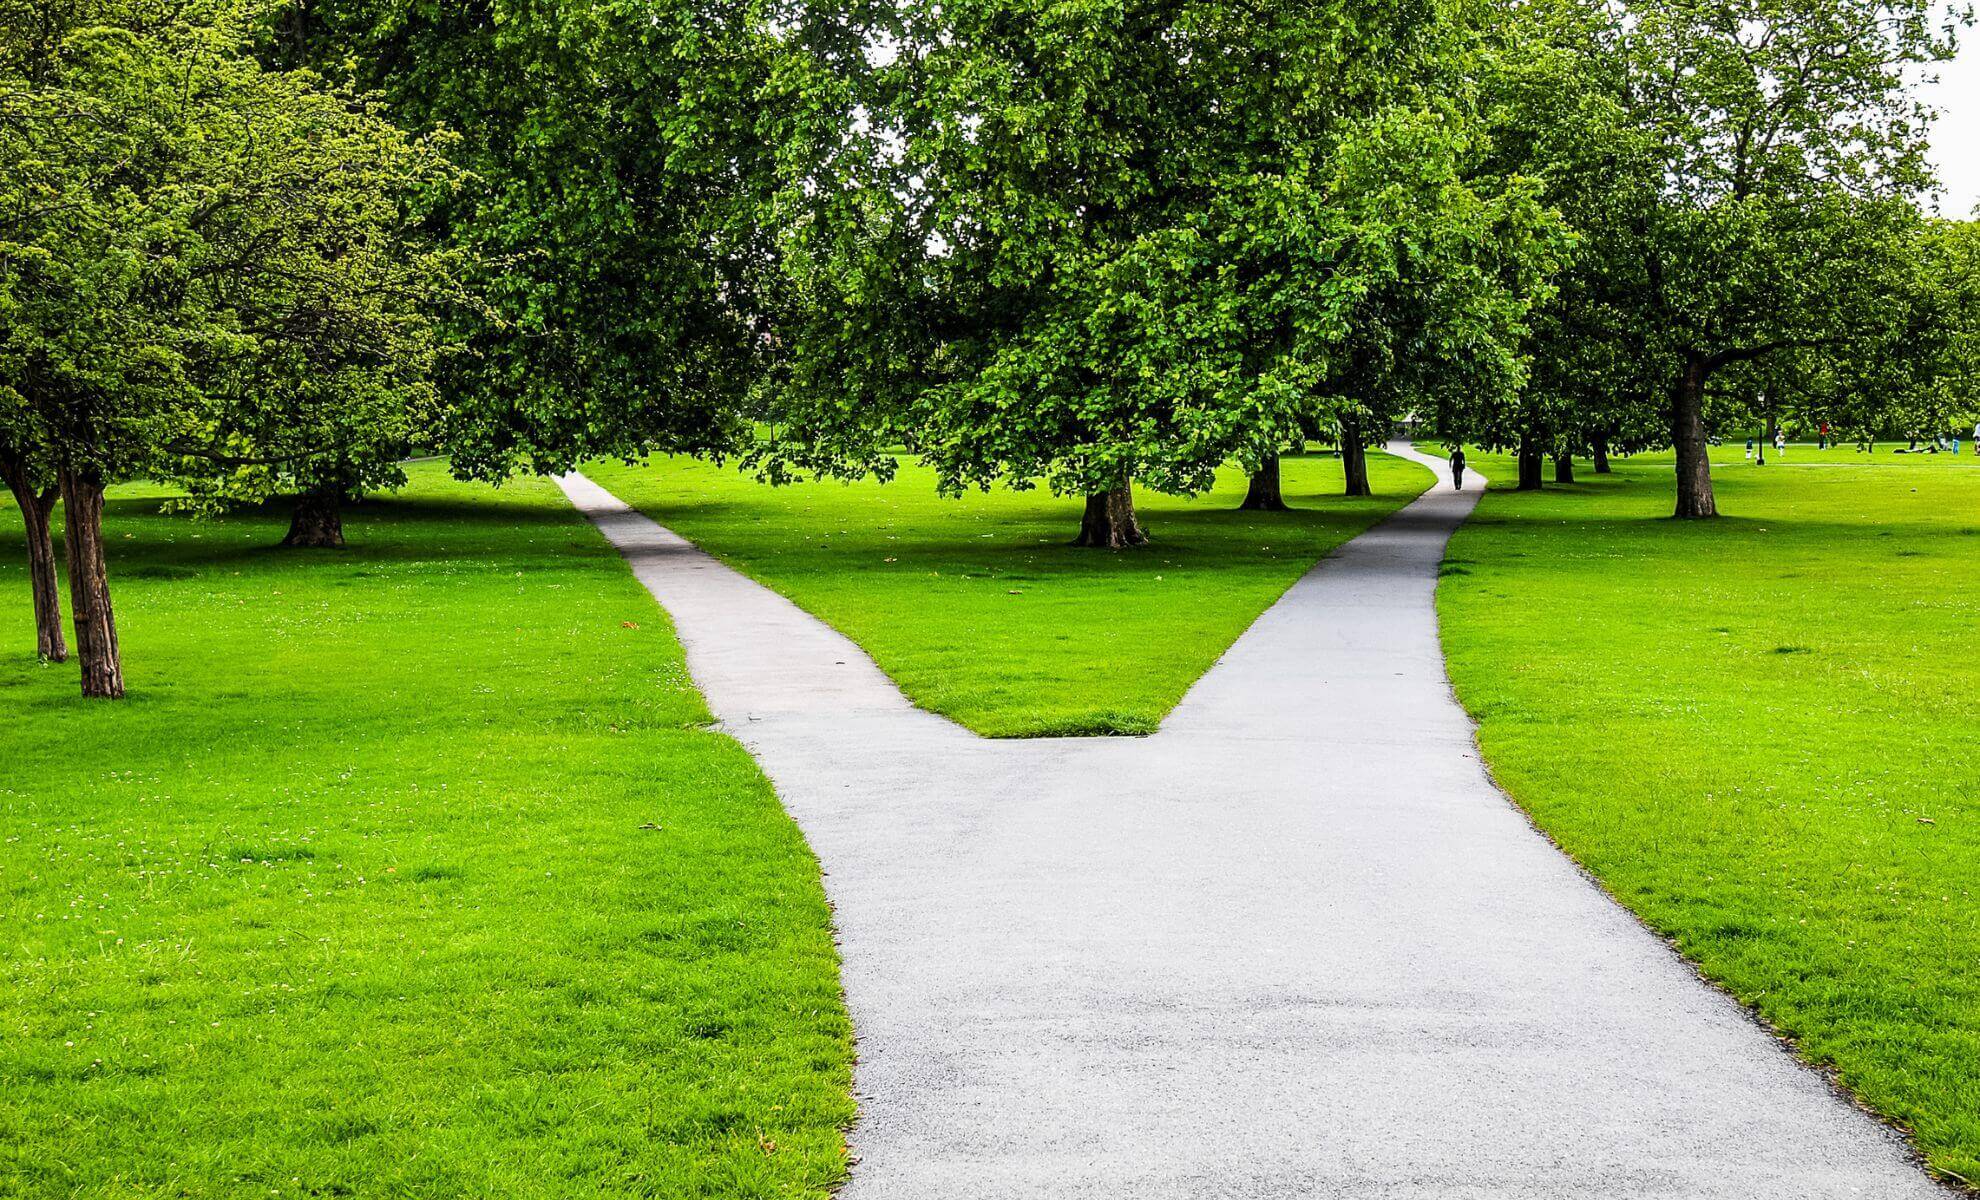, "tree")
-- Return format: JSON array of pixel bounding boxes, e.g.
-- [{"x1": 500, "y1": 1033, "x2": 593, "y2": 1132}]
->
[
  {"x1": 1796, "y1": 218, "x2": 1980, "y2": 447},
  {"x1": 276, "y1": 0, "x2": 847, "y2": 482},
  {"x1": 0, "y1": 436, "x2": 63, "y2": 660},
  {"x1": 2, "y1": 0, "x2": 197, "y2": 695},
  {"x1": 156, "y1": 110, "x2": 462, "y2": 548},
  {"x1": 1239, "y1": 455, "x2": 1291, "y2": 512},
  {"x1": 762, "y1": 0, "x2": 1558, "y2": 543},
  {"x1": 1, "y1": 0, "x2": 453, "y2": 694},
  {"x1": 1487, "y1": 0, "x2": 1962, "y2": 517}
]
